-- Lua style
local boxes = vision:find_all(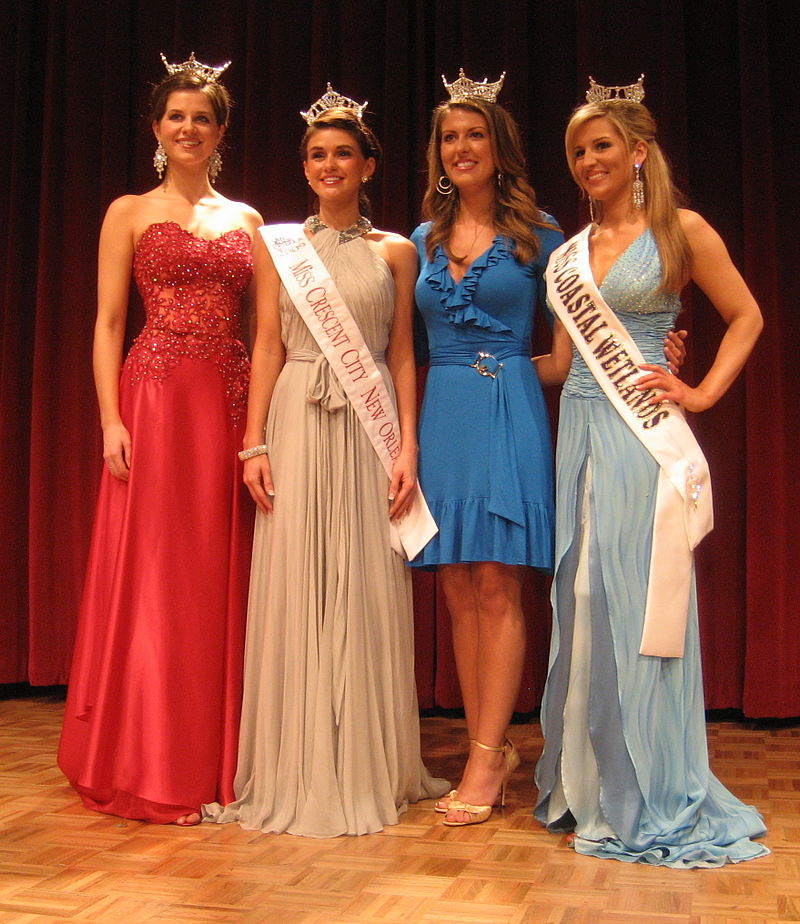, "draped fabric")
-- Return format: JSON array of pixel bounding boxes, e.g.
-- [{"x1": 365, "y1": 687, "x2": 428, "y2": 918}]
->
[{"x1": 2, "y1": 0, "x2": 797, "y2": 716}]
